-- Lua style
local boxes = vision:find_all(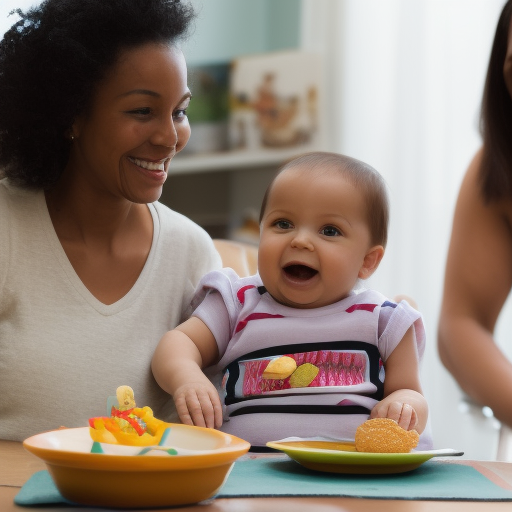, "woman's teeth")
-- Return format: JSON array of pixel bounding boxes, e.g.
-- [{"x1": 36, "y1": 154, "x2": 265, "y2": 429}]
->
[{"x1": 129, "y1": 157, "x2": 165, "y2": 171}]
